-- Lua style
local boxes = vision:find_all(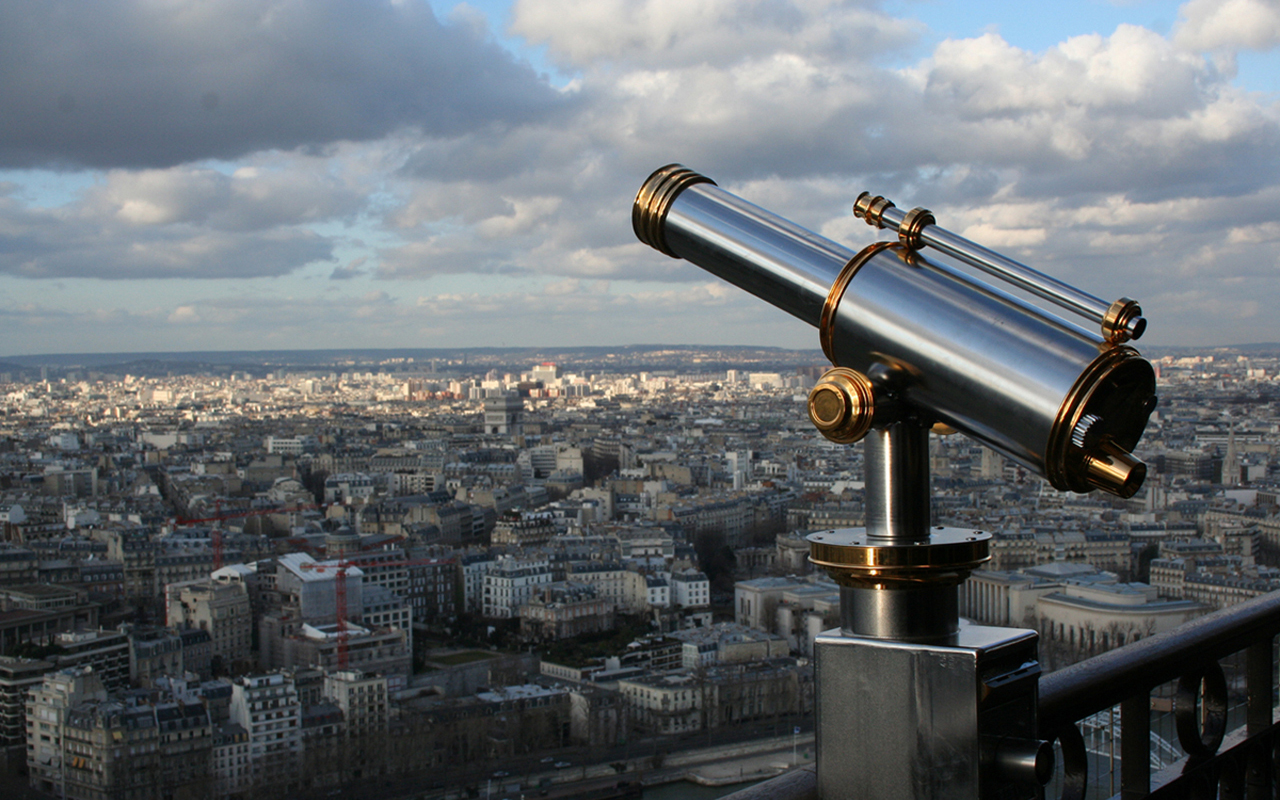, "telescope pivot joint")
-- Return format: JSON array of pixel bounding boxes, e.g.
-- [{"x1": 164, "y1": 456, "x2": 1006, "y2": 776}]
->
[{"x1": 808, "y1": 367, "x2": 876, "y2": 444}]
